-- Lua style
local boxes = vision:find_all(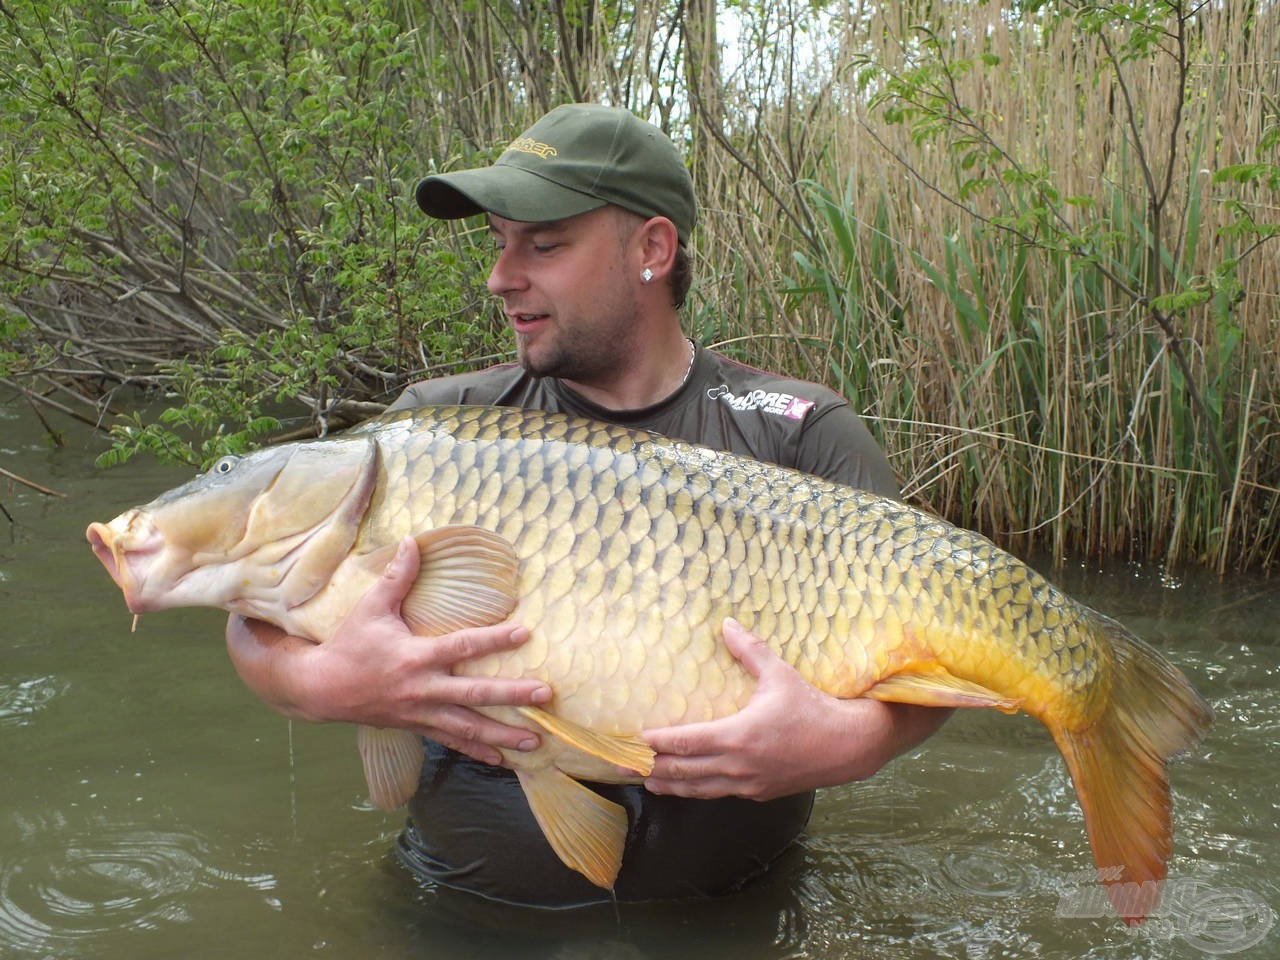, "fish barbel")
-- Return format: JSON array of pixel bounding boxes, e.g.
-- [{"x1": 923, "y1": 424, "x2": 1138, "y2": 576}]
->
[{"x1": 86, "y1": 405, "x2": 1211, "y2": 921}]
